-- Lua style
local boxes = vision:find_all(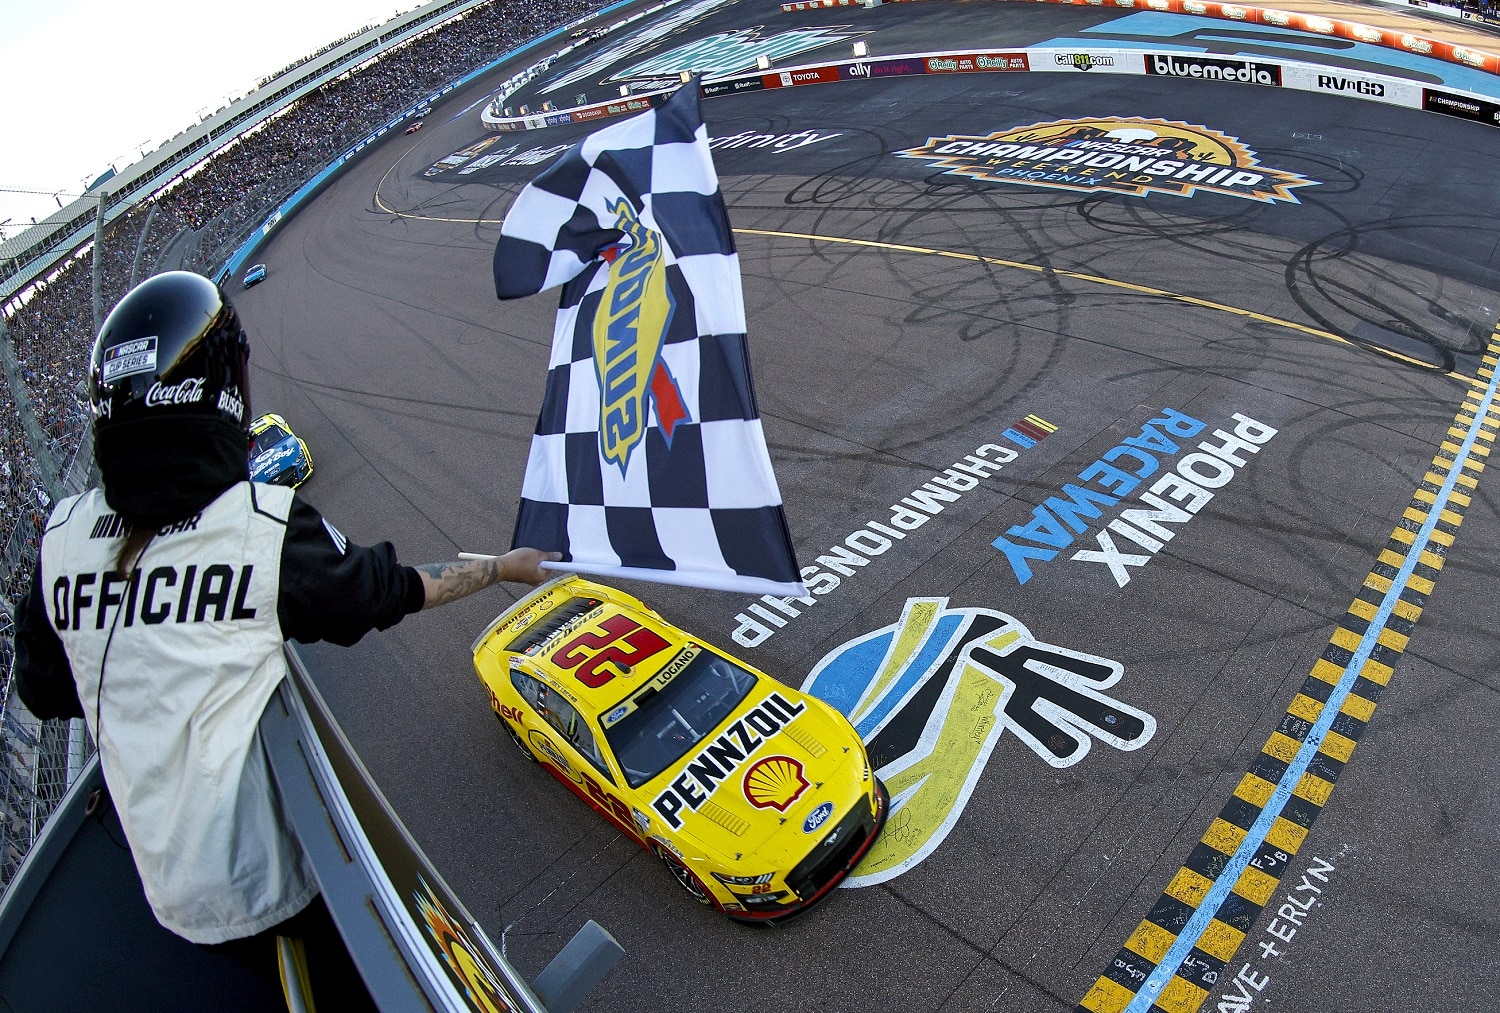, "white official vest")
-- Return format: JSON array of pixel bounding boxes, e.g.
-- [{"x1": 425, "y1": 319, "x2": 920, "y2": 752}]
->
[{"x1": 40, "y1": 482, "x2": 317, "y2": 944}]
